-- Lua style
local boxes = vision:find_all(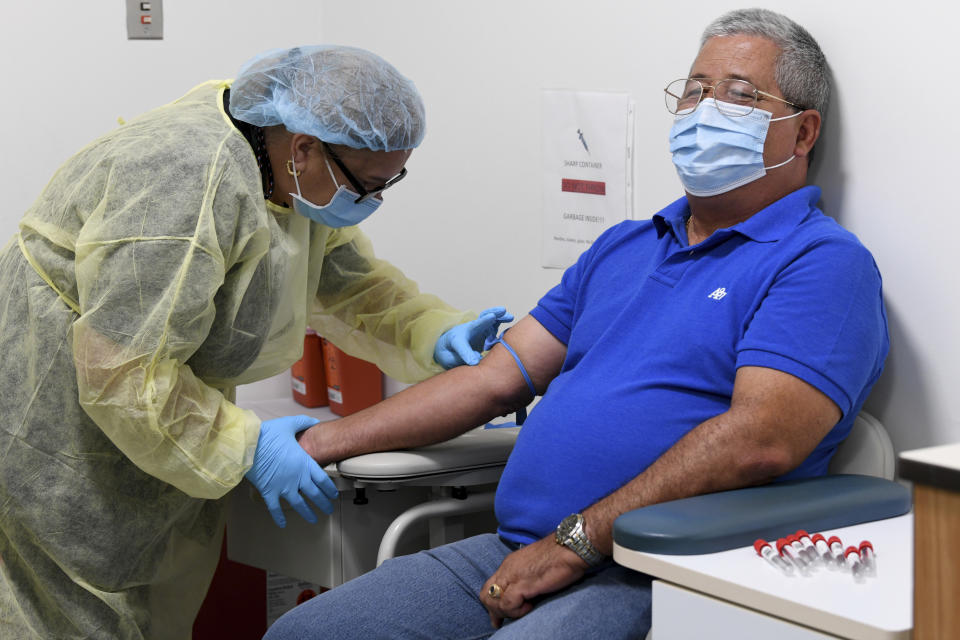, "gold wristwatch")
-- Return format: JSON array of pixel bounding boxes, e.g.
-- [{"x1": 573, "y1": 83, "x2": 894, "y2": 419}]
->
[{"x1": 555, "y1": 513, "x2": 605, "y2": 566}]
